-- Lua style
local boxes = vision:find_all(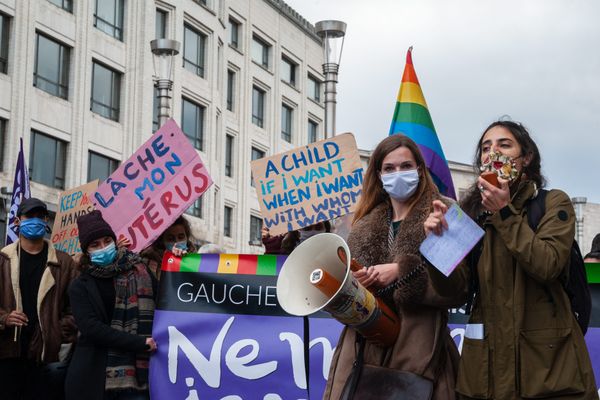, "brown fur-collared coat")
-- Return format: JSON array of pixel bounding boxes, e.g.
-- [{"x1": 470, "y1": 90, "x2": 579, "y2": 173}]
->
[{"x1": 322, "y1": 190, "x2": 466, "y2": 400}]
